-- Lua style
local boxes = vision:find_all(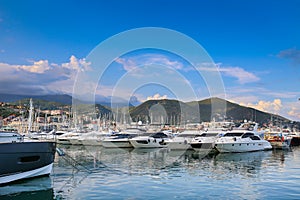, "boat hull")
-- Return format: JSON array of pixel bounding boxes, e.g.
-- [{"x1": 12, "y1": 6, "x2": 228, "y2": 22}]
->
[
  {"x1": 167, "y1": 142, "x2": 191, "y2": 150},
  {"x1": 190, "y1": 142, "x2": 215, "y2": 150},
  {"x1": 0, "y1": 163, "x2": 53, "y2": 185},
  {"x1": 101, "y1": 140, "x2": 133, "y2": 148},
  {"x1": 215, "y1": 142, "x2": 266, "y2": 153},
  {"x1": 290, "y1": 137, "x2": 300, "y2": 146},
  {"x1": 268, "y1": 140, "x2": 291, "y2": 149},
  {"x1": 0, "y1": 141, "x2": 56, "y2": 185},
  {"x1": 166, "y1": 138, "x2": 193, "y2": 150}
]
